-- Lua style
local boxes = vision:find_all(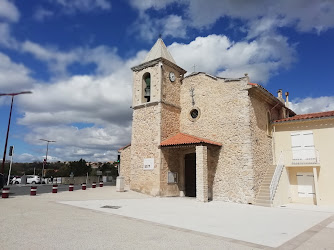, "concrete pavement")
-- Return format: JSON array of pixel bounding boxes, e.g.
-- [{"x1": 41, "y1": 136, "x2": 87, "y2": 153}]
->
[
  {"x1": 1, "y1": 186, "x2": 334, "y2": 249},
  {"x1": 61, "y1": 197, "x2": 334, "y2": 248}
]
